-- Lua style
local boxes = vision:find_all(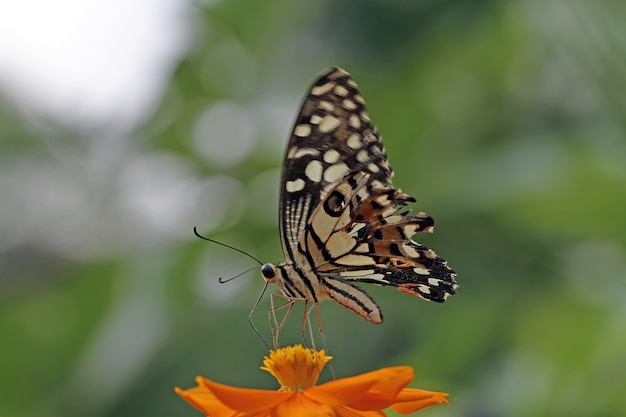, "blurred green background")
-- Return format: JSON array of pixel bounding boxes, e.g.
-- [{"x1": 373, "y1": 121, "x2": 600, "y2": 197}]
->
[{"x1": 1, "y1": 1, "x2": 625, "y2": 416}]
